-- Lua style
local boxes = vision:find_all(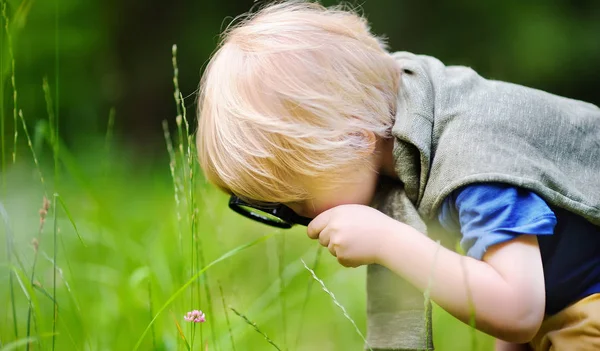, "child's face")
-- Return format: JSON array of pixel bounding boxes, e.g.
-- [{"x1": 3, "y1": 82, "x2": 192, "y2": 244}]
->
[
  {"x1": 286, "y1": 166, "x2": 381, "y2": 219},
  {"x1": 286, "y1": 137, "x2": 394, "y2": 219}
]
